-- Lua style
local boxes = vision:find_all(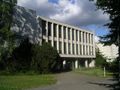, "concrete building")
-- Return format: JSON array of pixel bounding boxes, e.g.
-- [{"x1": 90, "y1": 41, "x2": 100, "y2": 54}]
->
[
  {"x1": 38, "y1": 16, "x2": 96, "y2": 69},
  {"x1": 11, "y1": 6, "x2": 96, "y2": 69},
  {"x1": 96, "y1": 43, "x2": 118, "y2": 62}
]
